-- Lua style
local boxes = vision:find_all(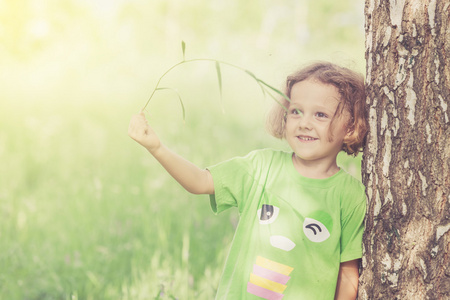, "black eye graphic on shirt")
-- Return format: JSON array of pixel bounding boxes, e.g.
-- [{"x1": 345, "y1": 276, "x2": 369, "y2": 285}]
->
[
  {"x1": 305, "y1": 223, "x2": 322, "y2": 235},
  {"x1": 303, "y1": 218, "x2": 330, "y2": 242},
  {"x1": 257, "y1": 204, "x2": 280, "y2": 224}
]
